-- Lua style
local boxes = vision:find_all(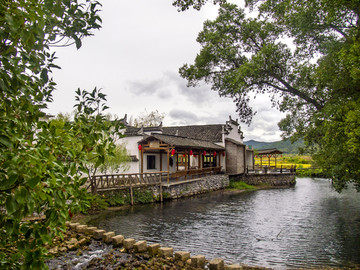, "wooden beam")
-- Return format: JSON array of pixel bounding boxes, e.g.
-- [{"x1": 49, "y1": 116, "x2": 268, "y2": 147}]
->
[
  {"x1": 167, "y1": 148, "x2": 170, "y2": 184},
  {"x1": 219, "y1": 152, "x2": 222, "y2": 169},
  {"x1": 140, "y1": 145, "x2": 144, "y2": 174},
  {"x1": 160, "y1": 151, "x2": 163, "y2": 171},
  {"x1": 198, "y1": 152, "x2": 201, "y2": 169},
  {"x1": 176, "y1": 153, "x2": 179, "y2": 171},
  {"x1": 185, "y1": 154, "x2": 188, "y2": 180}
]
